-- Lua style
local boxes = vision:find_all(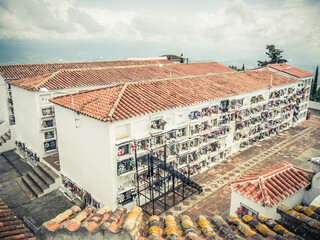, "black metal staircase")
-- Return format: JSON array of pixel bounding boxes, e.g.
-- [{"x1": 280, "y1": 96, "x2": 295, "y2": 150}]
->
[
  {"x1": 153, "y1": 157, "x2": 203, "y2": 192},
  {"x1": 135, "y1": 145, "x2": 203, "y2": 216}
]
